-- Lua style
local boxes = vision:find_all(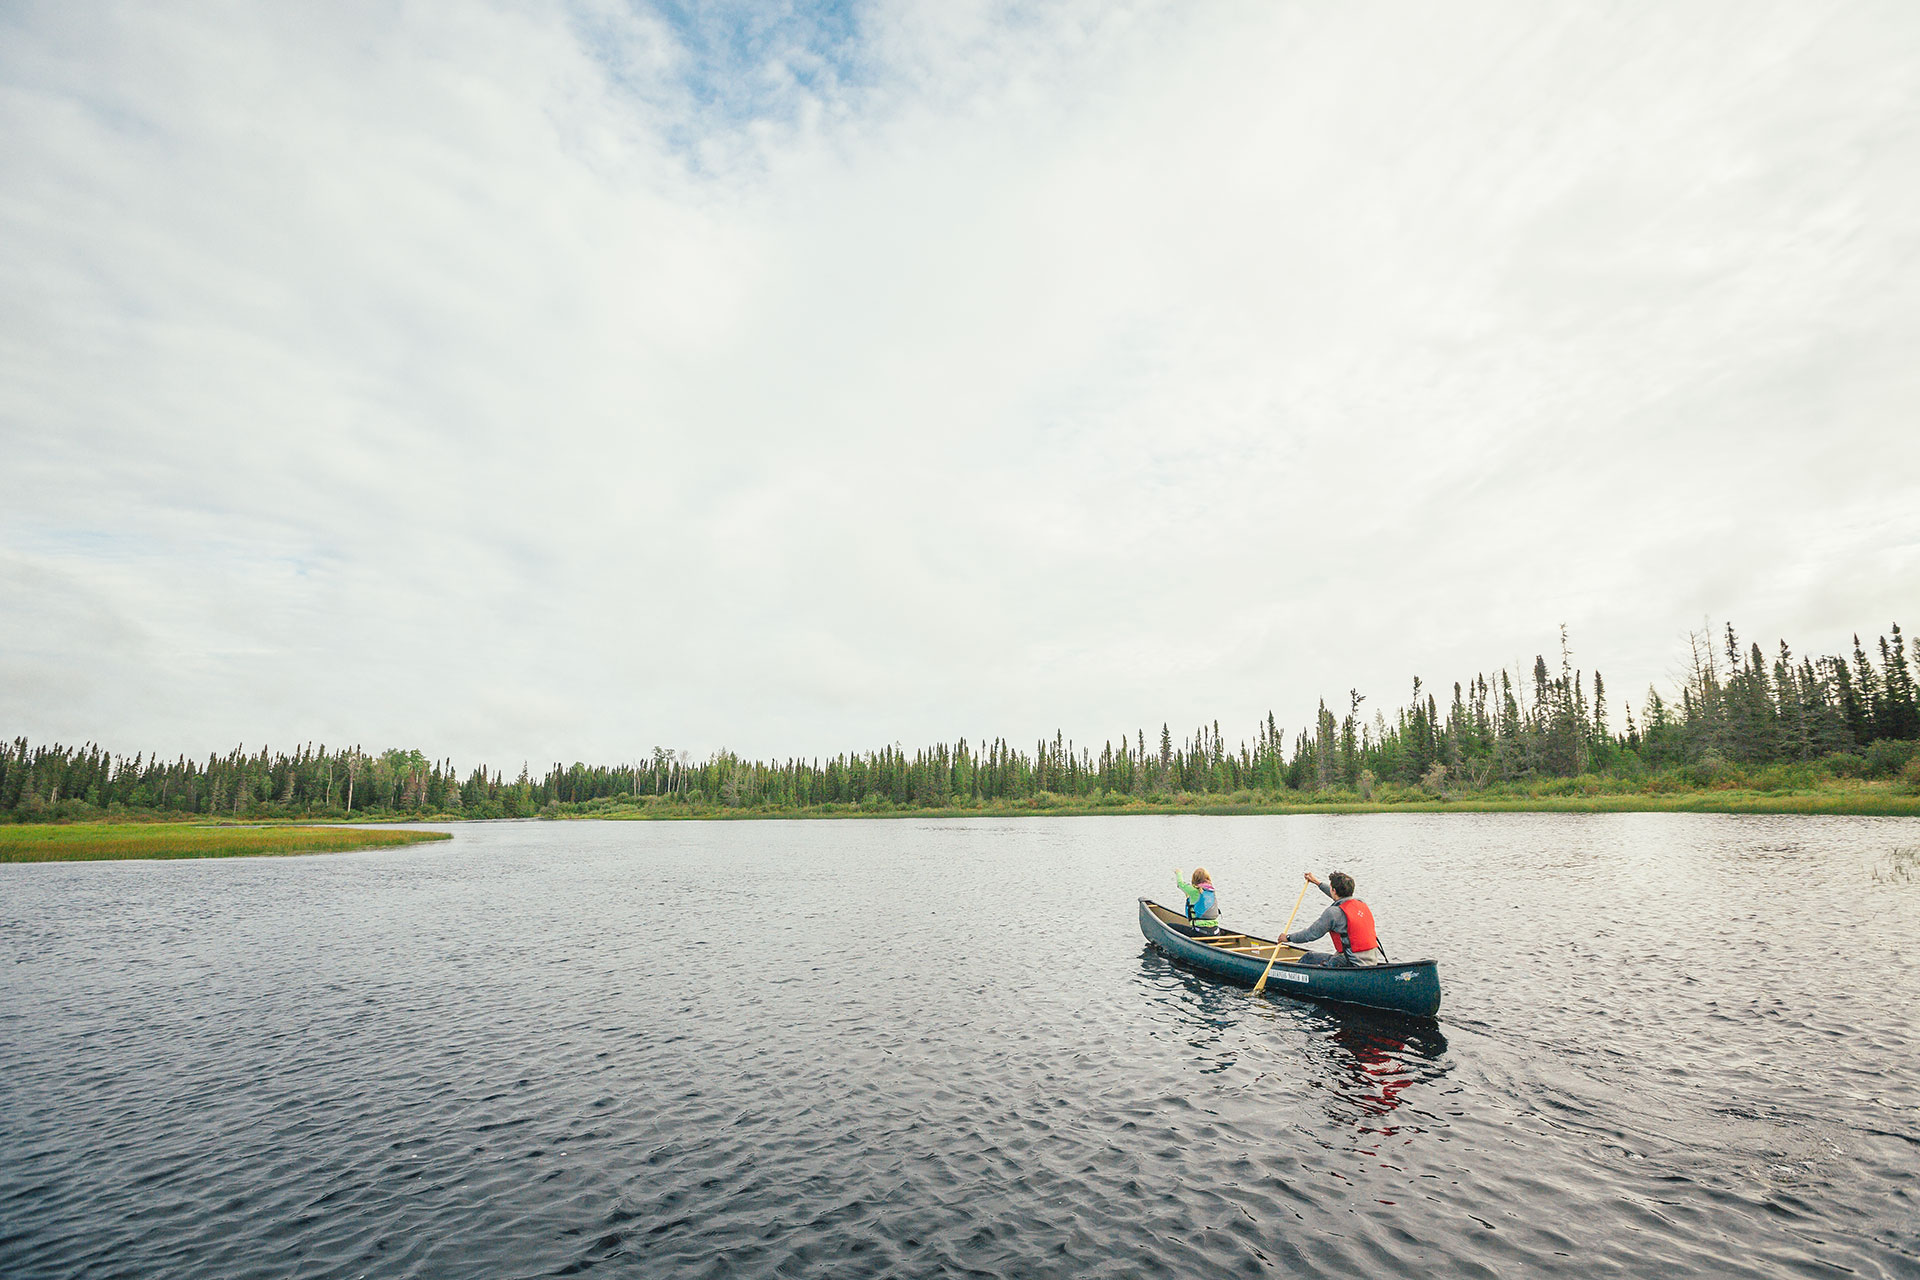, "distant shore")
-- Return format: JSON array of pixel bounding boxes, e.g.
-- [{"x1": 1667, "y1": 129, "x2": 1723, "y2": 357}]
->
[
  {"x1": 552, "y1": 784, "x2": 1920, "y2": 819},
  {"x1": 7, "y1": 779, "x2": 1918, "y2": 851},
  {"x1": 0, "y1": 824, "x2": 453, "y2": 863}
]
